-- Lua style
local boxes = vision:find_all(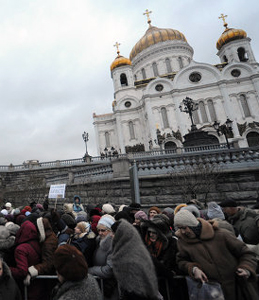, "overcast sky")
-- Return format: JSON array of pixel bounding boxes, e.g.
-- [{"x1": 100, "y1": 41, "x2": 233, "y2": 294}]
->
[{"x1": 0, "y1": 0, "x2": 258, "y2": 165}]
